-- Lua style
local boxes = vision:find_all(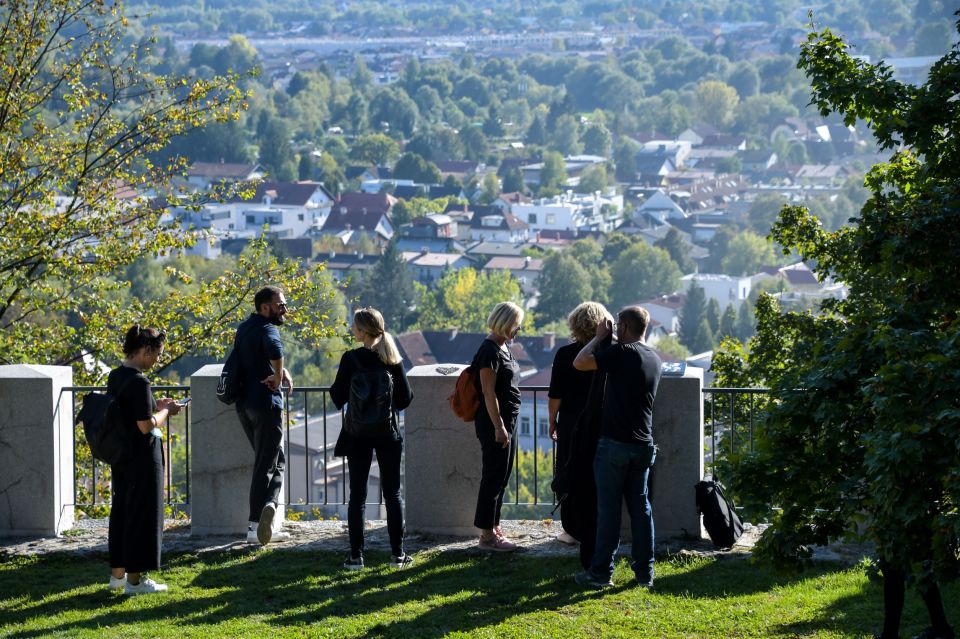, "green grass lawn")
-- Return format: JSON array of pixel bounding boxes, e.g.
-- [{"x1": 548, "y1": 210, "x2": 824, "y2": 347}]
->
[{"x1": 0, "y1": 549, "x2": 956, "y2": 638}]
